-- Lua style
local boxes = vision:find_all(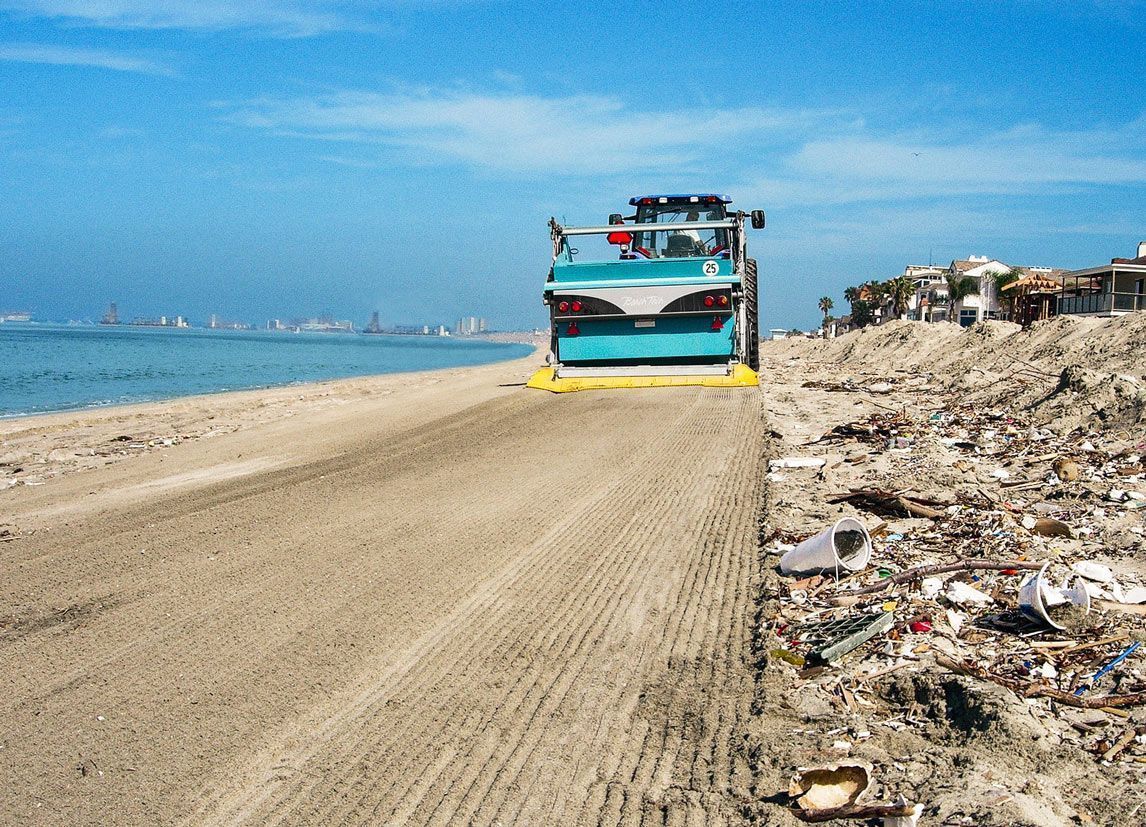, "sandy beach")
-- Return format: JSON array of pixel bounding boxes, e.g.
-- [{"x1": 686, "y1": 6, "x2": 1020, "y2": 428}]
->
[
  {"x1": 1, "y1": 350, "x2": 763, "y2": 825},
  {"x1": 3, "y1": 316, "x2": 1145, "y2": 825}
]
